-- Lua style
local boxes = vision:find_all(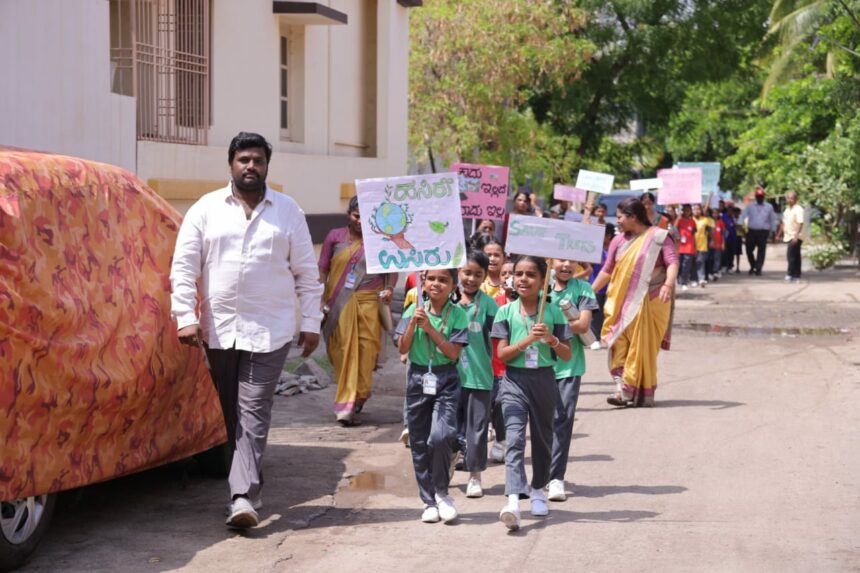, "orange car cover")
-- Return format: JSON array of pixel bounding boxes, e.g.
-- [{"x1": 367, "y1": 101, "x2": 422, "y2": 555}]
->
[{"x1": 0, "y1": 149, "x2": 226, "y2": 500}]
